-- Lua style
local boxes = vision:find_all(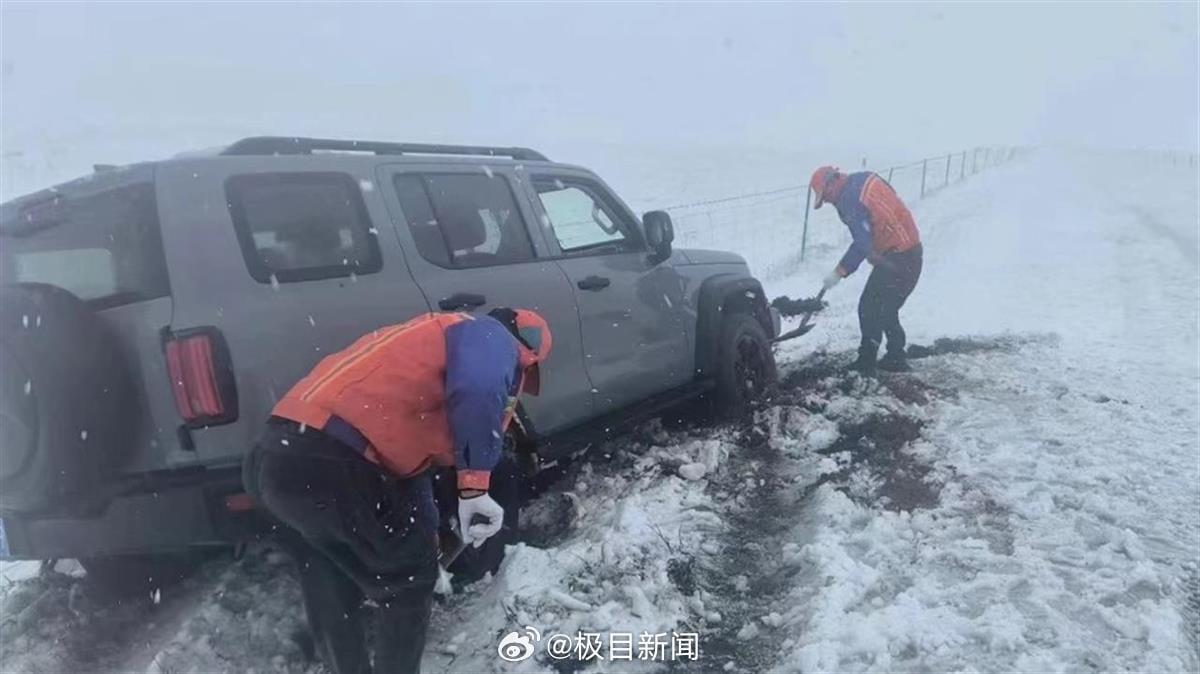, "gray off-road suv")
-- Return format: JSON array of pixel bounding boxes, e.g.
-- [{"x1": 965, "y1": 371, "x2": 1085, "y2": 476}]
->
[{"x1": 0, "y1": 137, "x2": 779, "y2": 581}]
